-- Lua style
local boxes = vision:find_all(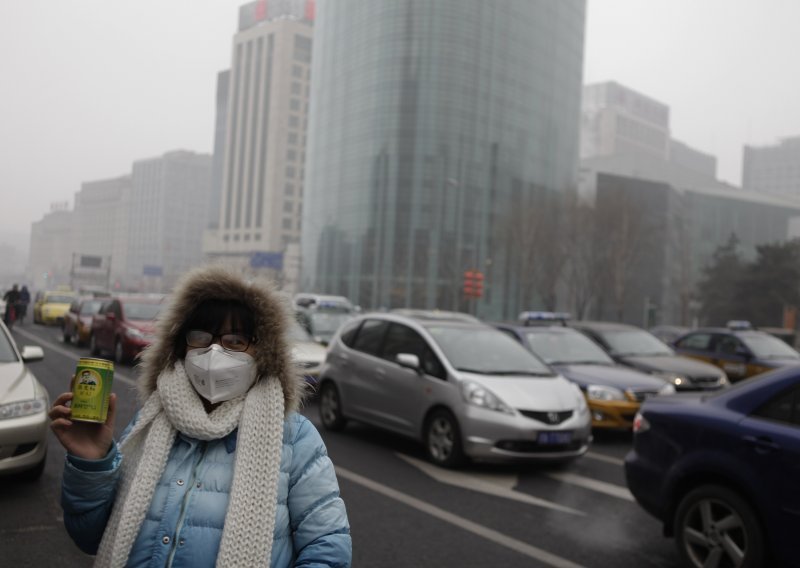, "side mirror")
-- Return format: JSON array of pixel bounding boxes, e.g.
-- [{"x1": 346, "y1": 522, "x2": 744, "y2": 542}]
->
[
  {"x1": 21, "y1": 345, "x2": 44, "y2": 362},
  {"x1": 396, "y1": 353, "x2": 421, "y2": 372}
]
